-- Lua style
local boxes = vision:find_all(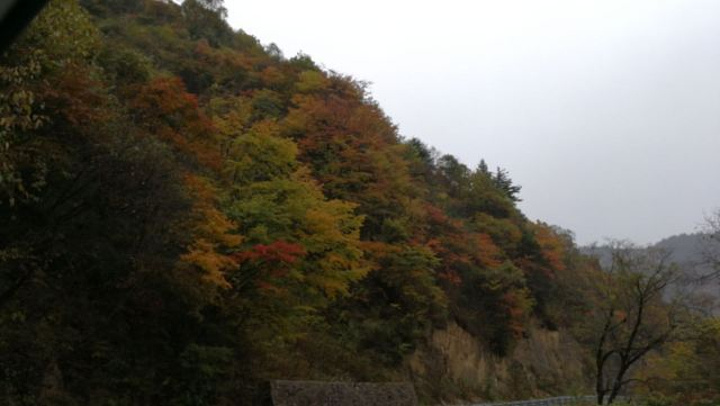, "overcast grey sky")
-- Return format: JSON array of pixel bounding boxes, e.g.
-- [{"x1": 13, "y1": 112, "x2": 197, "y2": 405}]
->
[{"x1": 225, "y1": 0, "x2": 720, "y2": 245}]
